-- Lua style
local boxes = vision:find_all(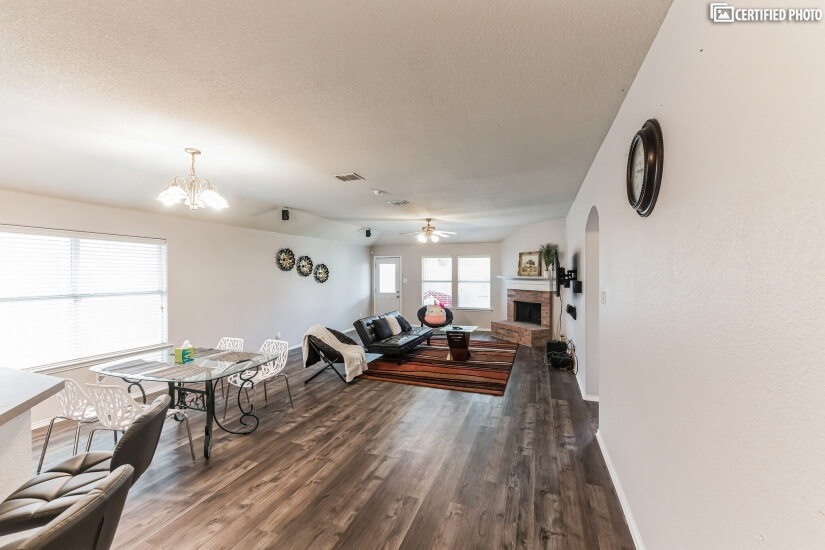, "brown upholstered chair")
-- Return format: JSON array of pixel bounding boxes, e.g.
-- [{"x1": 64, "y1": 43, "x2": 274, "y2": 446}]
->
[
  {"x1": 0, "y1": 395, "x2": 169, "y2": 536},
  {"x1": 0, "y1": 465, "x2": 134, "y2": 550}
]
